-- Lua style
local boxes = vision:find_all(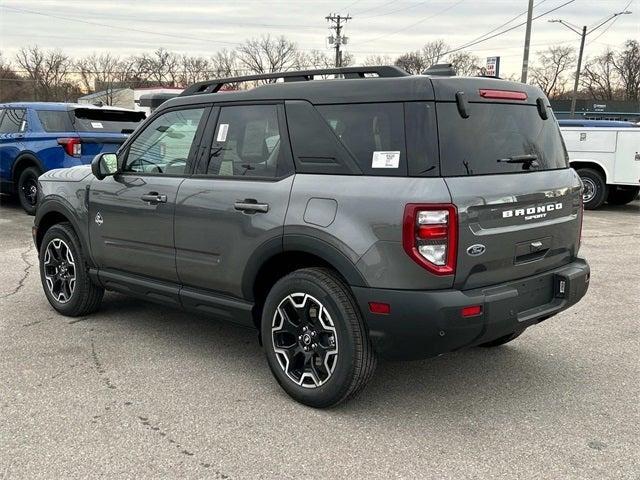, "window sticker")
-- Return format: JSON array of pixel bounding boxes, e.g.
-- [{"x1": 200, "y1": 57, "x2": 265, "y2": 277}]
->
[
  {"x1": 216, "y1": 123, "x2": 229, "y2": 142},
  {"x1": 372, "y1": 151, "x2": 400, "y2": 168},
  {"x1": 91, "y1": 122, "x2": 104, "y2": 129}
]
